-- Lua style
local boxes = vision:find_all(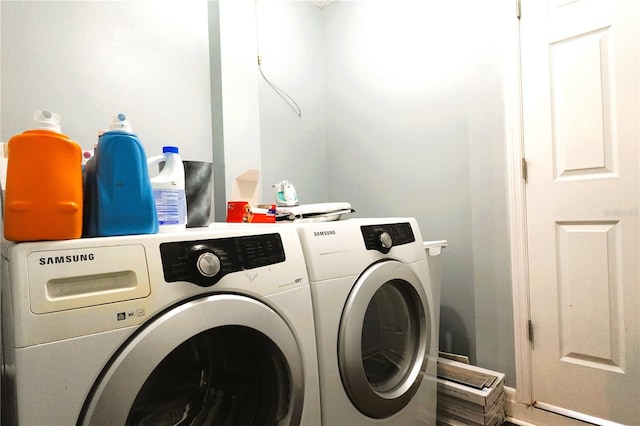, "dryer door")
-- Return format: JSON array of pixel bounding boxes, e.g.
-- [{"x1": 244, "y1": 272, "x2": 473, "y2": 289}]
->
[
  {"x1": 79, "y1": 294, "x2": 304, "y2": 426},
  {"x1": 338, "y1": 259, "x2": 431, "y2": 419}
]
